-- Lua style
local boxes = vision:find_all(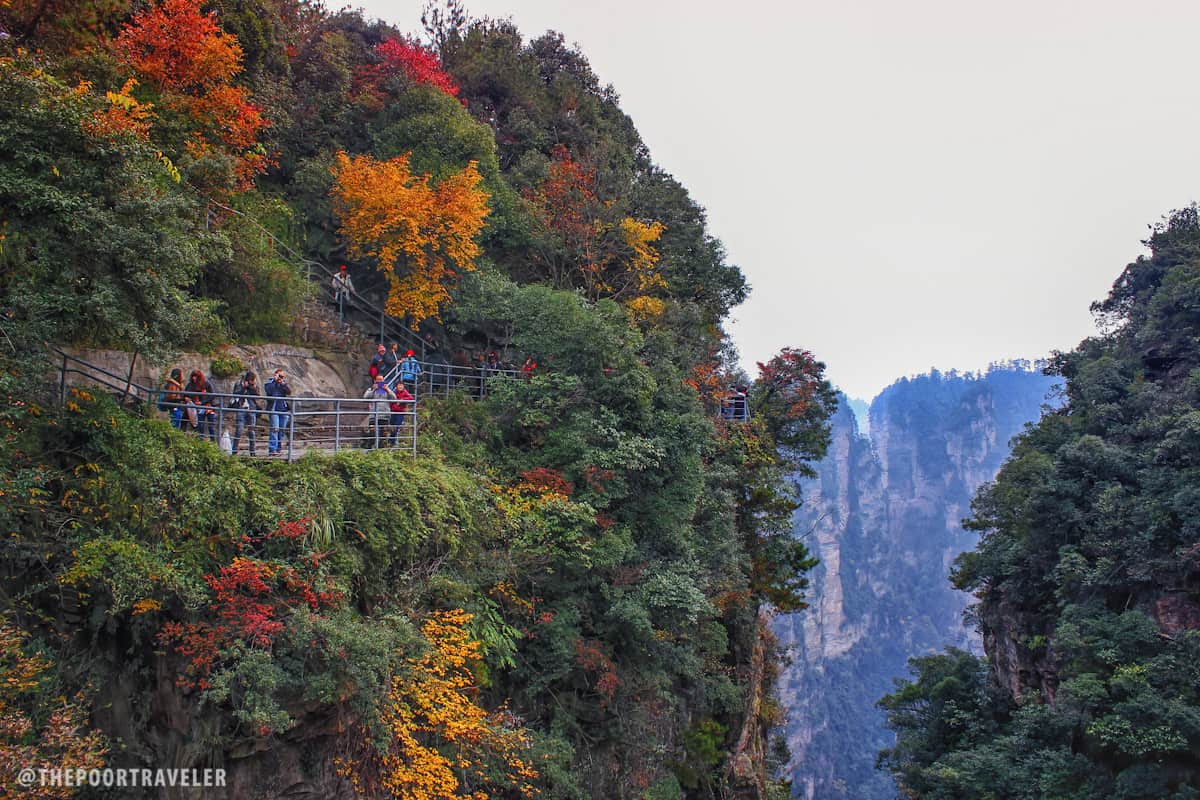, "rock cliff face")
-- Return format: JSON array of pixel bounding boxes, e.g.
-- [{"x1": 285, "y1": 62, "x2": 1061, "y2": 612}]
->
[{"x1": 774, "y1": 366, "x2": 1058, "y2": 800}]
